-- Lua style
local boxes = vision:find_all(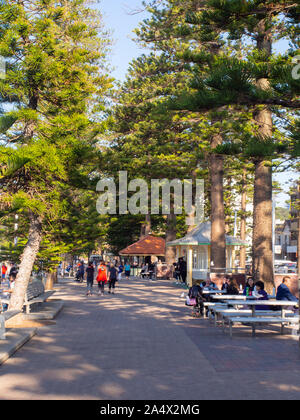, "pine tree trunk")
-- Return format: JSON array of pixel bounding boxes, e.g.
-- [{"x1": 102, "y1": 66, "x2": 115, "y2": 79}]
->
[
  {"x1": 165, "y1": 213, "x2": 176, "y2": 265},
  {"x1": 140, "y1": 214, "x2": 151, "y2": 239},
  {"x1": 252, "y1": 81, "x2": 274, "y2": 291},
  {"x1": 251, "y1": 24, "x2": 274, "y2": 293},
  {"x1": 239, "y1": 168, "x2": 247, "y2": 271},
  {"x1": 252, "y1": 159, "x2": 274, "y2": 291},
  {"x1": 9, "y1": 213, "x2": 43, "y2": 311},
  {"x1": 210, "y1": 134, "x2": 226, "y2": 274},
  {"x1": 186, "y1": 169, "x2": 197, "y2": 232}
]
